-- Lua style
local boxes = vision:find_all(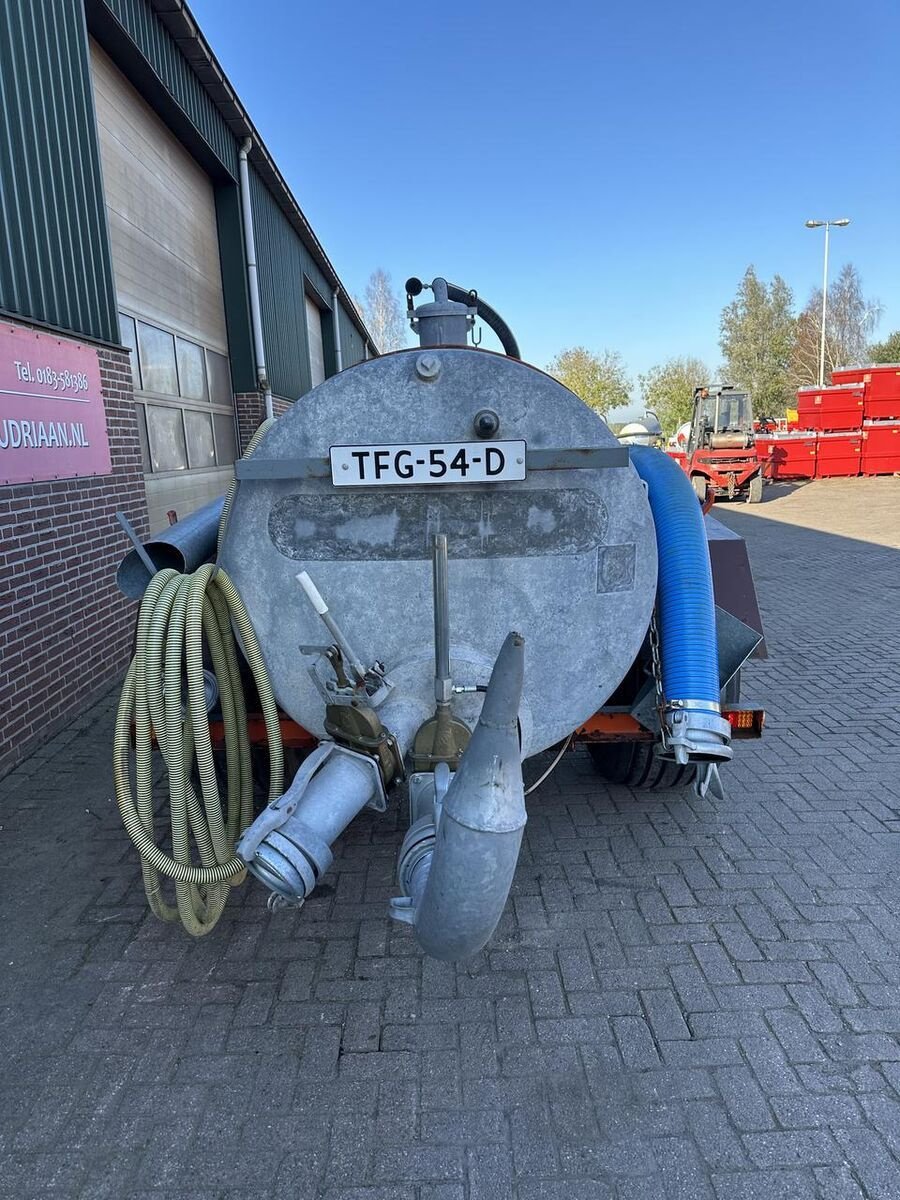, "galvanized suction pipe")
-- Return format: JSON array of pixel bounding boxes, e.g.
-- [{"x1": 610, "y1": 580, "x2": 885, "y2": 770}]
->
[
  {"x1": 239, "y1": 693, "x2": 429, "y2": 904},
  {"x1": 238, "y1": 138, "x2": 273, "y2": 421},
  {"x1": 409, "y1": 632, "x2": 526, "y2": 961}
]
